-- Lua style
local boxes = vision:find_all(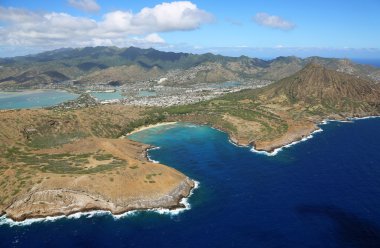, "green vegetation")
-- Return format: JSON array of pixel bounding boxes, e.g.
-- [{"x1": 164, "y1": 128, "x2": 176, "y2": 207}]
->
[
  {"x1": 144, "y1": 173, "x2": 161, "y2": 183},
  {"x1": 4, "y1": 147, "x2": 127, "y2": 174},
  {"x1": 119, "y1": 113, "x2": 166, "y2": 135},
  {"x1": 138, "y1": 92, "x2": 289, "y2": 142},
  {"x1": 94, "y1": 154, "x2": 113, "y2": 161},
  {"x1": 91, "y1": 122, "x2": 123, "y2": 138},
  {"x1": 28, "y1": 132, "x2": 87, "y2": 149}
]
